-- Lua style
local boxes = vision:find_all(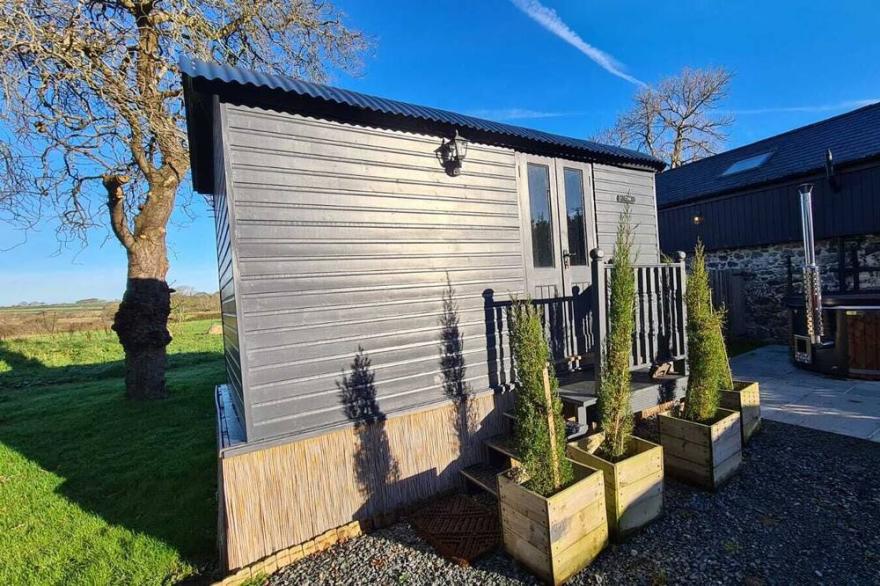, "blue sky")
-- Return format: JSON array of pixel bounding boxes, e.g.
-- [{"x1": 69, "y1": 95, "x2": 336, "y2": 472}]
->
[{"x1": 1, "y1": 0, "x2": 878, "y2": 305}]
